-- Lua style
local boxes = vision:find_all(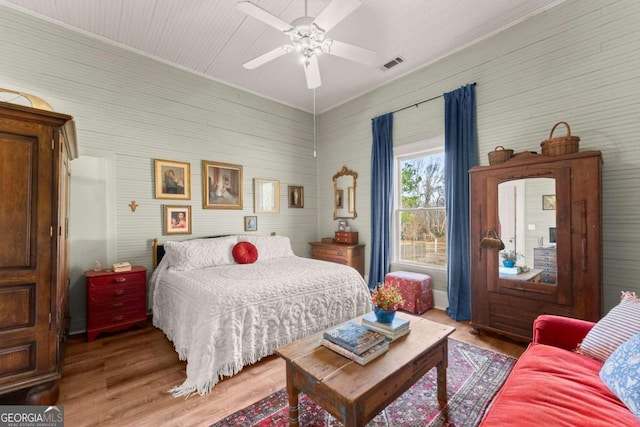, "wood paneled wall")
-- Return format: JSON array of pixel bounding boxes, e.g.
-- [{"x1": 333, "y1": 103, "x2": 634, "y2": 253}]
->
[{"x1": 318, "y1": 0, "x2": 640, "y2": 311}]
